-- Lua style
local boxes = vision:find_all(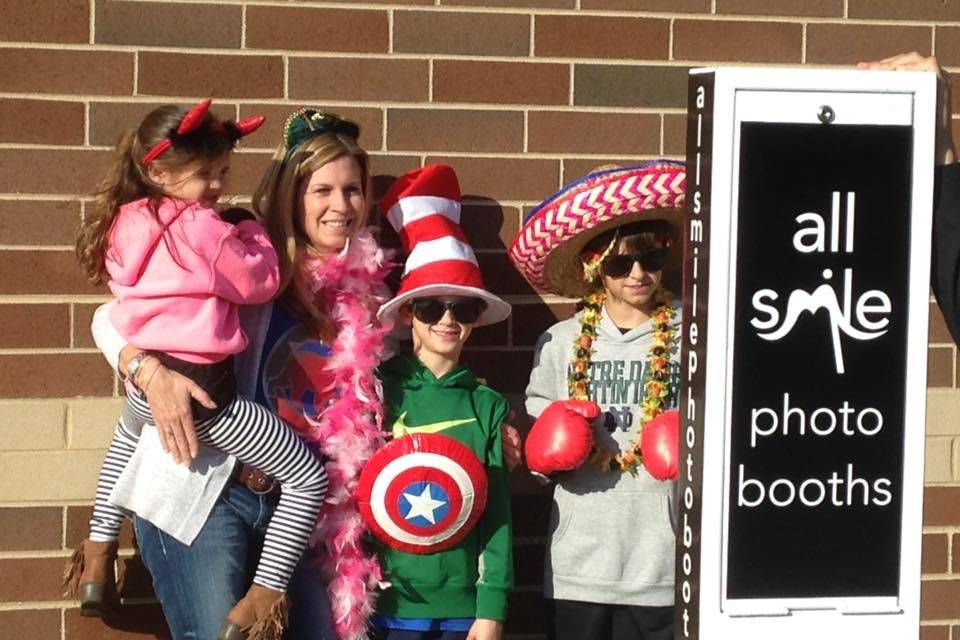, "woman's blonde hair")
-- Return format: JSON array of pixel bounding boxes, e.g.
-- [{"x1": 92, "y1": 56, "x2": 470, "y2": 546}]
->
[
  {"x1": 76, "y1": 104, "x2": 239, "y2": 284},
  {"x1": 253, "y1": 131, "x2": 371, "y2": 338}
]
